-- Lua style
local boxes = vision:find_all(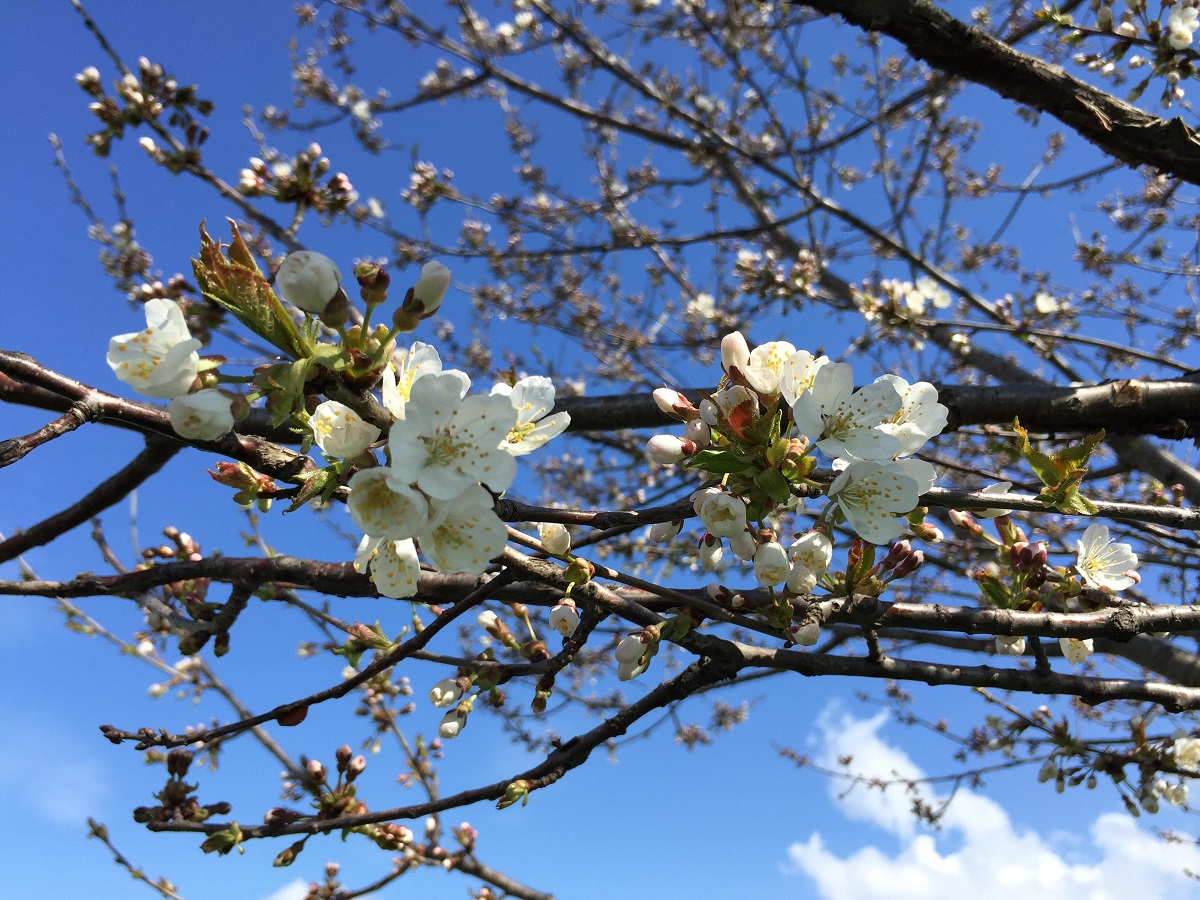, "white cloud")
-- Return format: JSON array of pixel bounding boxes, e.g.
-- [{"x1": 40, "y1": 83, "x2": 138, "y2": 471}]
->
[
  {"x1": 258, "y1": 878, "x2": 308, "y2": 900},
  {"x1": 786, "y1": 707, "x2": 1200, "y2": 900}
]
